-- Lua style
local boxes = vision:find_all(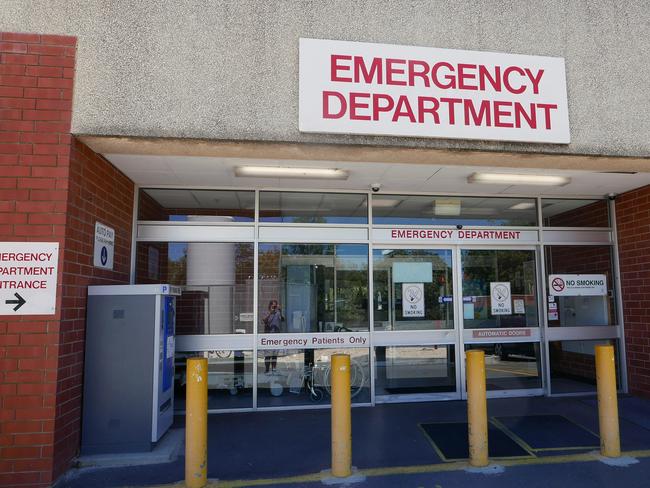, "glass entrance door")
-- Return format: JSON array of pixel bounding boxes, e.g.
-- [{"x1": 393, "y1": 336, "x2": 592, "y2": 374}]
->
[
  {"x1": 459, "y1": 248, "x2": 543, "y2": 398},
  {"x1": 372, "y1": 248, "x2": 459, "y2": 401}
]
